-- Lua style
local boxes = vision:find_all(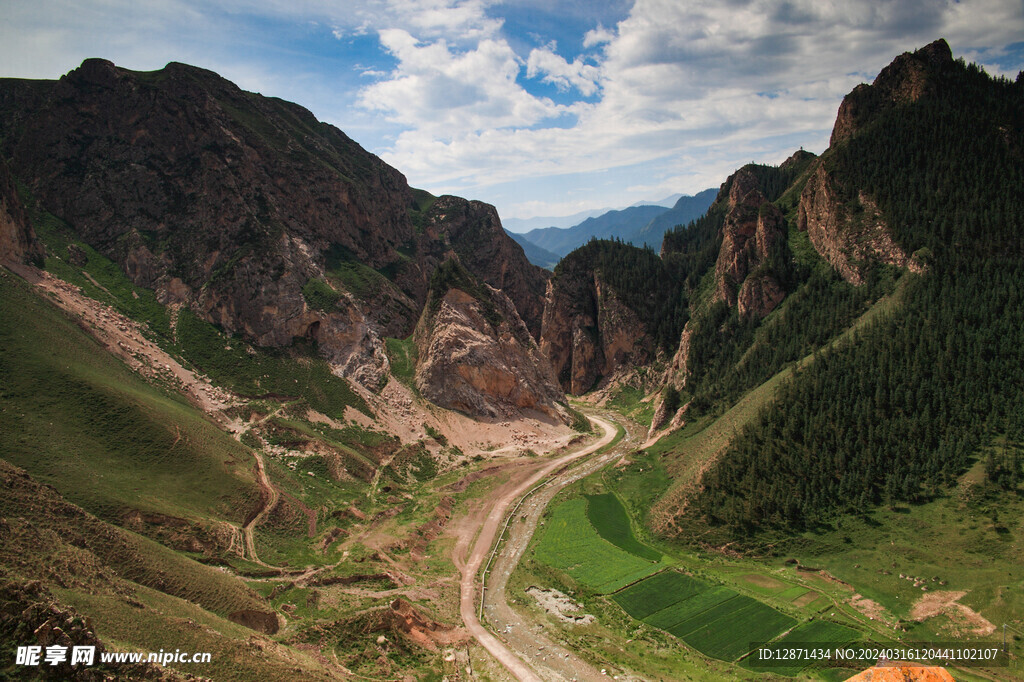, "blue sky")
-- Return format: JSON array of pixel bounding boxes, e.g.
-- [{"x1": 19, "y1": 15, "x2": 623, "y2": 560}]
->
[{"x1": 2, "y1": 1, "x2": 1022, "y2": 226}]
